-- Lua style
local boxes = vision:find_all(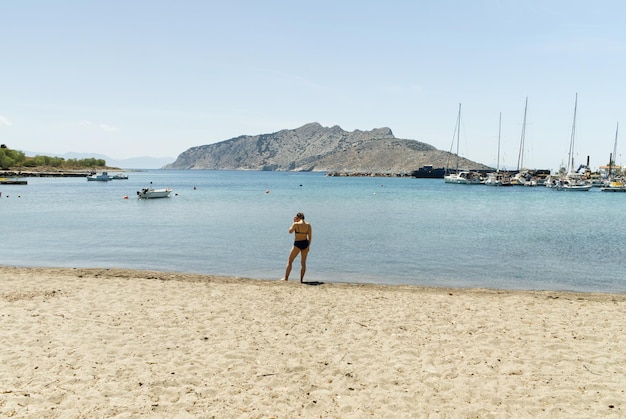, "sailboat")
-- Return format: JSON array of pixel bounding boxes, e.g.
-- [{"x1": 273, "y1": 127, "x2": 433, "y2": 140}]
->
[
  {"x1": 485, "y1": 112, "x2": 512, "y2": 186},
  {"x1": 601, "y1": 123, "x2": 626, "y2": 192},
  {"x1": 510, "y1": 97, "x2": 540, "y2": 186},
  {"x1": 443, "y1": 104, "x2": 481, "y2": 184},
  {"x1": 554, "y1": 93, "x2": 592, "y2": 191}
]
